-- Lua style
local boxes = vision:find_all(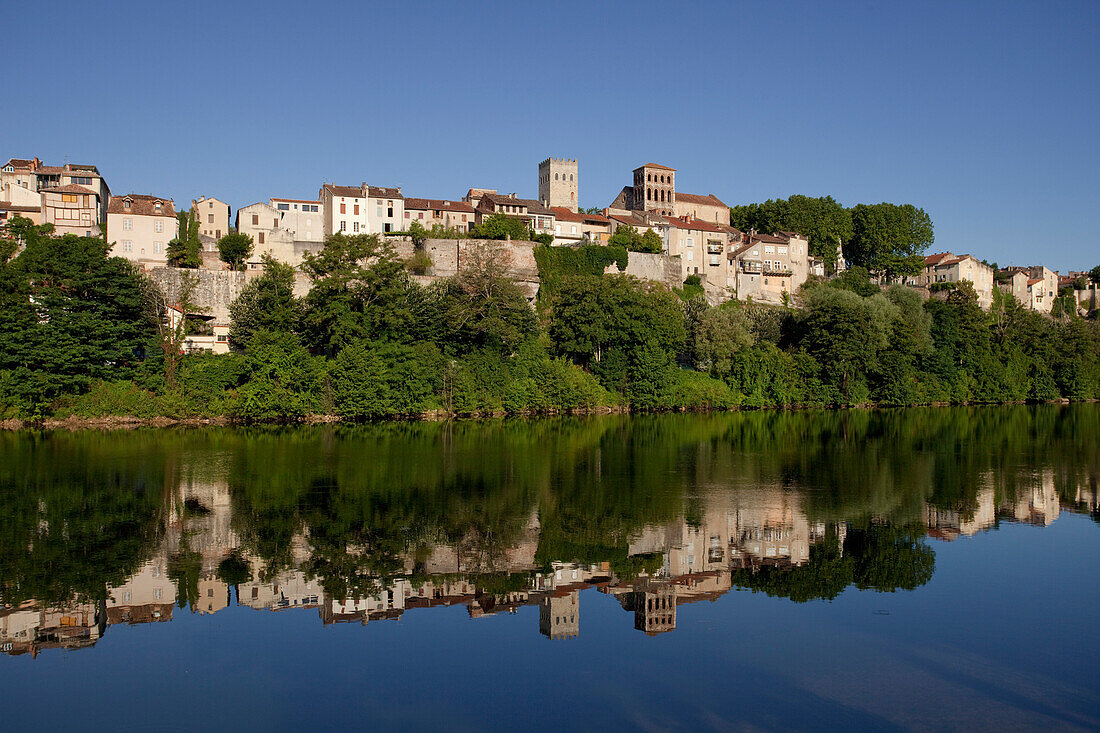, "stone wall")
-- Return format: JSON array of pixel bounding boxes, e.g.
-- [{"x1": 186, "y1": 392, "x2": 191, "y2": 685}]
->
[
  {"x1": 150, "y1": 267, "x2": 258, "y2": 324},
  {"x1": 606, "y1": 251, "x2": 682, "y2": 290}
]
